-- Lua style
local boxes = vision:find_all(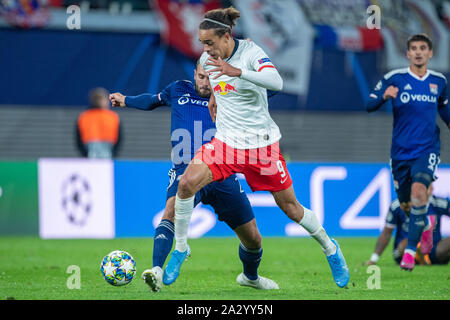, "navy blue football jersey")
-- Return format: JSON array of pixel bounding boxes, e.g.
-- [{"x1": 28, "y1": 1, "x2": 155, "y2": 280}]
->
[
  {"x1": 158, "y1": 80, "x2": 216, "y2": 166},
  {"x1": 125, "y1": 80, "x2": 216, "y2": 167},
  {"x1": 385, "y1": 196, "x2": 450, "y2": 248},
  {"x1": 367, "y1": 67, "x2": 448, "y2": 160}
]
